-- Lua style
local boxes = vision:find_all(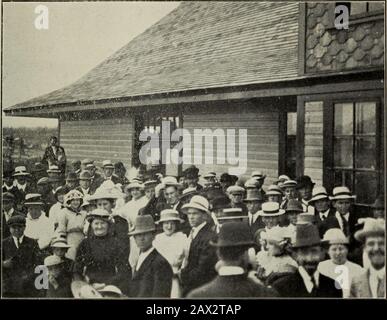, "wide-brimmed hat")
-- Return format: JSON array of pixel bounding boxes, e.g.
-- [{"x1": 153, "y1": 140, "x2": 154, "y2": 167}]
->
[
  {"x1": 308, "y1": 186, "x2": 329, "y2": 204},
  {"x1": 292, "y1": 223, "x2": 324, "y2": 249},
  {"x1": 66, "y1": 172, "x2": 79, "y2": 182},
  {"x1": 128, "y1": 215, "x2": 156, "y2": 236},
  {"x1": 251, "y1": 170, "x2": 266, "y2": 180},
  {"x1": 296, "y1": 175, "x2": 315, "y2": 190},
  {"x1": 124, "y1": 181, "x2": 144, "y2": 191},
  {"x1": 329, "y1": 186, "x2": 356, "y2": 201},
  {"x1": 285, "y1": 199, "x2": 304, "y2": 213},
  {"x1": 266, "y1": 226, "x2": 292, "y2": 245},
  {"x1": 372, "y1": 196, "x2": 385, "y2": 209},
  {"x1": 24, "y1": 193, "x2": 44, "y2": 206},
  {"x1": 210, "y1": 196, "x2": 231, "y2": 211},
  {"x1": 44, "y1": 255, "x2": 65, "y2": 267},
  {"x1": 266, "y1": 184, "x2": 283, "y2": 196},
  {"x1": 7, "y1": 215, "x2": 26, "y2": 227},
  {"x1": 88, "y1": 187, "x2": 121, "y2": 201},
  {"x1": 51, "y1": 237, "x2": 72, "y2": 248},
  {"x1": 64, "y1": 190, "x2": 84, "y2": 206},
  {"x1": 217, "y1": 207, "x2": 247, "y2": 221},
  {"x1": 181, "y1": 195, "x2": 210, "y2": 214},
  {"x1": 79, "y1": 170, "x2": 92, "y2": 181},
  {"x1": 3, "y1": 192, "x2": 15, "y2": 202},
  {"x1": 354, "y1": 218, "x2": 385, "y2": 242},
  {"x1": 31, "y1": 162, "x2": 45, "y2": 173},
  {"x1": 98, "y1": 285, "x2": 124, "y2": 298},
  {"x1": 156, "y1": 209, "x2": 184, "y2": 224},
  {"x1": 162, "y1": 176, "x2": 181, "y2": 188},
  {"x1": 226, "y1": 185, "x2": 245, "y2": 195},
  {"x1": 102, "y1": 160, "x2": 114, "y2": 169},
  {"x1": 322, "y1": 228, "x2": 349, "y2": 245},
  {"x1": 210, "y1": 221, "x2": 254, "y2": 248},
  {"x1": 87, "y1": 208, "x2": 111, "y2": 223},
  {"x1": 244, "y1": 189, "x2": 265, "y2": 202},
  {"x1": 258, "y1": 202, "x2": 285, "y2": 217},
  {"x1": 13, "y1": 166, "x2": 30, "y2": 177}
]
